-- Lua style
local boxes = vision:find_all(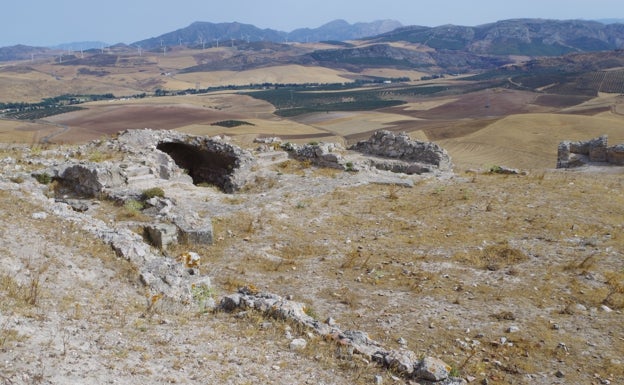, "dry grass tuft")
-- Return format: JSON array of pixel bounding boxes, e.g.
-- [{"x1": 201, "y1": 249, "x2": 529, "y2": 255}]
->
[
  {"x1": 604, "y1": 271, "x2": 624, "y2": 309},
  {"x1": 480, "y1": 243, "x2": 530, "y2": 271}
]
